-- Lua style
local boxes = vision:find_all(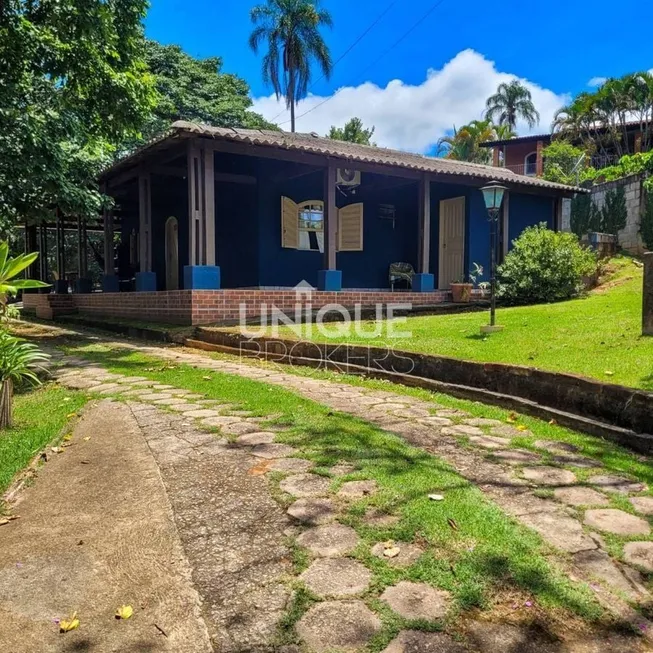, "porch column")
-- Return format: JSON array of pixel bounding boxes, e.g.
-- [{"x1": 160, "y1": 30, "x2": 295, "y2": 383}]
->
[
  {"x1": 24, "y1": 223, "x2": 38, "y2": 280},
  {"x1": 38, "y1": 224, "x2": 48, "y2": 290},
  {"x1": 318, "y1": 162, "x2": 341, "y2": 291},
  {"x1": 54, "y1": 209, "x2": 67, "y2": 293},
  {"x1": 414, "y1": 175, "x2": 434, "y2": 291},
  {"x1": 74, "y1": 216, "x2": 91, "y2": 293},
  {"x1": 102, "y1": 189, "x2": 119, "y2": 292},
  {"x1": 136, "y1": 173, "x2": 156, "y2": 291},
  {"x1": 536, "y1": 140, "x2": 544, "y2": 176},
  {"x1": 184, "y1": 139, "x2": 220, "y2": 289}
]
